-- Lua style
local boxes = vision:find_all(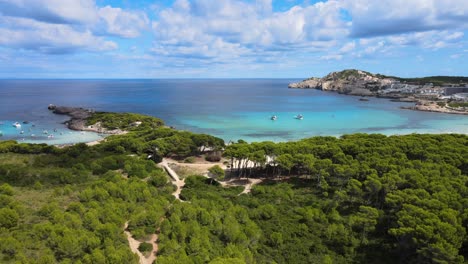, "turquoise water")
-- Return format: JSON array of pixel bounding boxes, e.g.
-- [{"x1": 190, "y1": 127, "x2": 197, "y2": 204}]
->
[
  {"x1": 0, "y1": 79, "x2": 467, "y2": 144},
  {"x1": 0, "y1": 117, "x2": 104, "y2": 145}
]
